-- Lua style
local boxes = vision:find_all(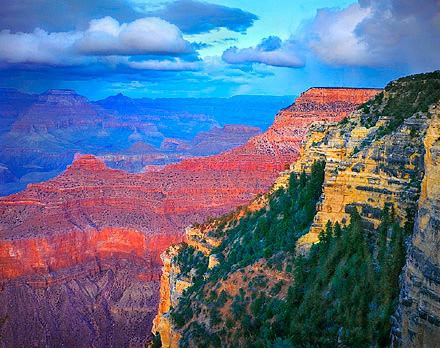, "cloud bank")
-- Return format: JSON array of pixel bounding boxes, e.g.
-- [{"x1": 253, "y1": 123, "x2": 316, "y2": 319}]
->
[
  {"x1": 0, "y1": 16, "x2": 196, "y2": 70},
  {"x1": 0, "y1": 0, "x2": 259, "y2": 36},
  {"x1": 148, "y1": 0, "x2": 258, "y2": 34},
  {"x1": 0, "y1": 0, "x2": 142, "y2": 33}
]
